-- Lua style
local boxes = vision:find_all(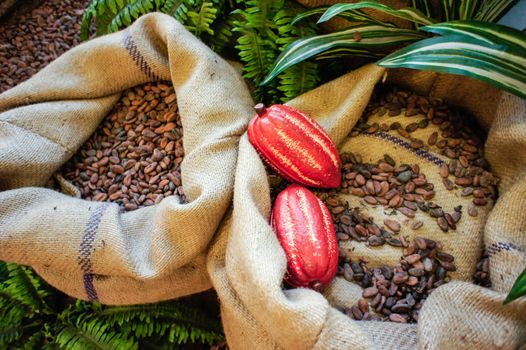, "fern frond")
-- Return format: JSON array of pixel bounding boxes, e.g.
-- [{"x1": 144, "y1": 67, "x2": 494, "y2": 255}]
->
[
  {"x1": 0, "y1": 262, "x2": 8, "y2": 284},
  {"x1": 234, "y1": 0, "x2": 282, "y2": 40},
  {"x1": 80, "y1": 301, "x2": 224, "y2": 346},
  {"x1": 2, "y1": 263, "x2": 49, "y2": 313},
  {"x1": 233, "y1": 0, "x2": 290, "y2": 103},
  {"x1": 108, "y1": 0, "x2": 155, "y2": 33},
  {"x1": 277, "y1": 61, "x2": 319, "y2": 102},
  {"x1": 160, "y1": 0, "x2": 183, "y2": 14},
  {"x1": 0, "y1": 321, "x2": 42, "y2": 348},
  {"x1": 0, "y1": 291, "x2": 31, "y2": 326},
  {"x1": 235, "y1": 29, "x2": 278, "y2": 80},
  {"x1": 235, "y1": 28, "x2": 280, "y2": 103},
  {"x1": 0, "y1": 263, "x2": 52, "y2": 348},
  {"x1": 186, "y1": 1, "x2": 218, "y2": 36},
  {"x1": 274, "y1": 8, "x2": 319, "y2": 102},
  {"x1": 208, "y1": 15, "x2": 235, "y2": 52},
  {"x1": 80, "y1": 0, "x2": 105, "y2": 40},
  {"x1": 0, "y1": 265, "x2": 223, "y2": 348},
  {"x1": 82, "y1": 0, "x2": 227, "y2": 44},
  {"x1": 20, "y1": 330, "x2": 45, "y2": 350},
  {"x1": 55, "y1": 322, "x2": 138, "y2": 350},
  {"x1": 173, "y1": 1, "x2": 189, "y2": 22},
  {"x1": 0, "y1": 325, "x2": 22, "y2": 346}
]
